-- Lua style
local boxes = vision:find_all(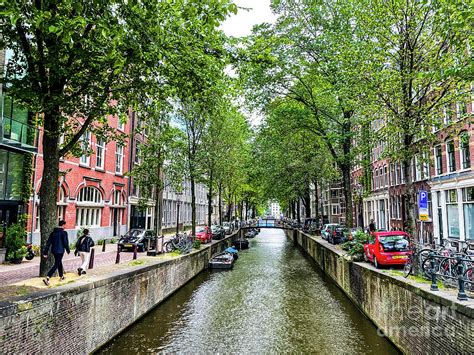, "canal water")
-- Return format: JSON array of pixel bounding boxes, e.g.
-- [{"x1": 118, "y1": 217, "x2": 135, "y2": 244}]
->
[{"x1": 99, "y1": 229, "x2": 399, "y2": 354}]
